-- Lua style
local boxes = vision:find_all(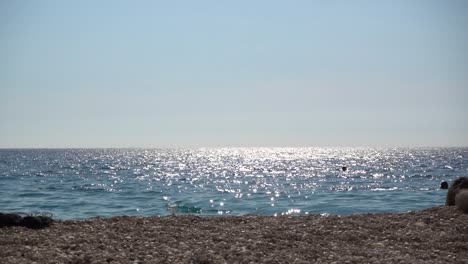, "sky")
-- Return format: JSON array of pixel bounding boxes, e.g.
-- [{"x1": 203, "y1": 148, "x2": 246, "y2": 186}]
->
[{"x1": 1, "y1": 0, "x2": 467, "y2": 148}]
